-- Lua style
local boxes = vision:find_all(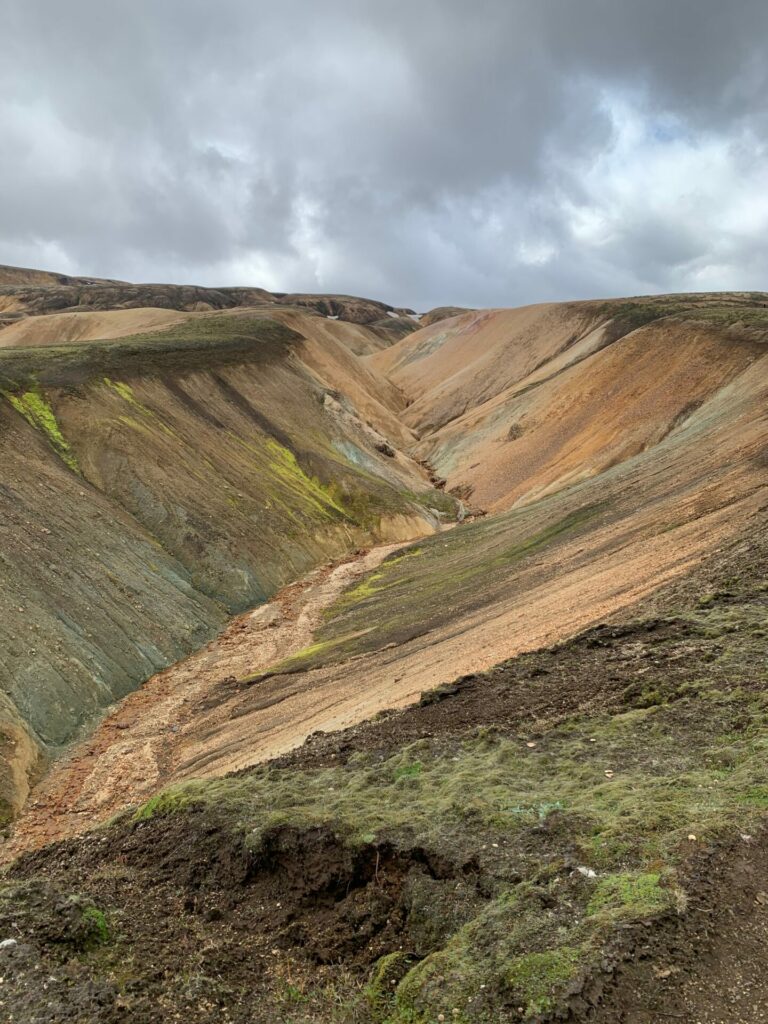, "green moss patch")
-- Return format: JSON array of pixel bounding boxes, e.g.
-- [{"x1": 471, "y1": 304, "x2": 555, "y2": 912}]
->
[
  {"x1": 505, "y1": 948, "x2": 584, "y2": 1019},
  {"x1": 122, "y1": 564, "x2": 768, "y2": 1020},
  {"x1": 5, "y1": 385, "x2": 78, "y2": 471},
  {"x1": 587, "y1": 872, "x2": 672, "y2": 921},
  {"x1": 7, "y1": 527, "x2": 768, "y2": 1022}
]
